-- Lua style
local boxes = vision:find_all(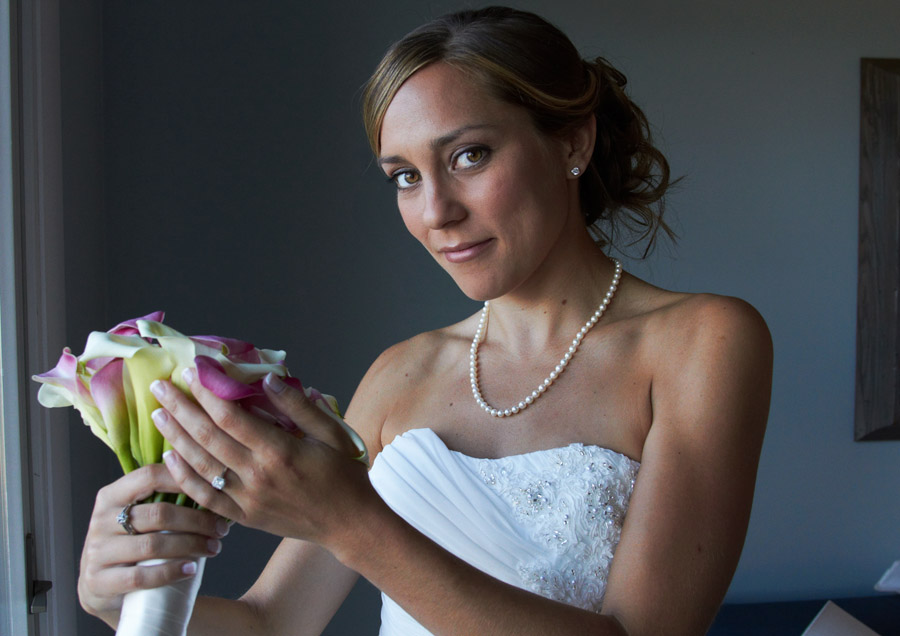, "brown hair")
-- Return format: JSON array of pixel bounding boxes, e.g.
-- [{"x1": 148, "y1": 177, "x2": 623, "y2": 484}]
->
[{"x1": 362, "y1": 6, "x2": 675, "y2": 254}]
